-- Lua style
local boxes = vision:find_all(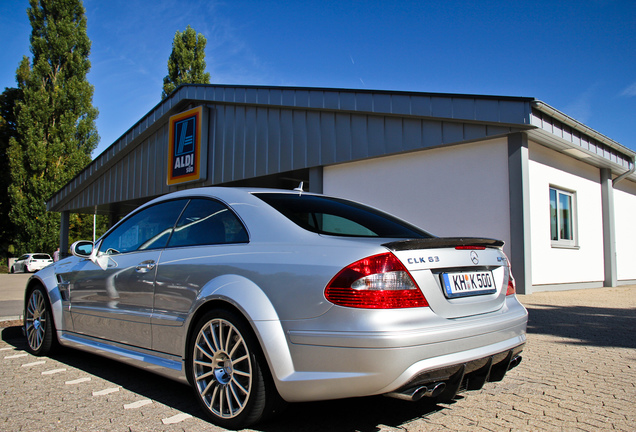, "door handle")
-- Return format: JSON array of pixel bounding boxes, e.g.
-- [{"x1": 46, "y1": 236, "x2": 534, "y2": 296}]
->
[{"x1": 135, "y1": 260, "x2": 156, "y2": 273}]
